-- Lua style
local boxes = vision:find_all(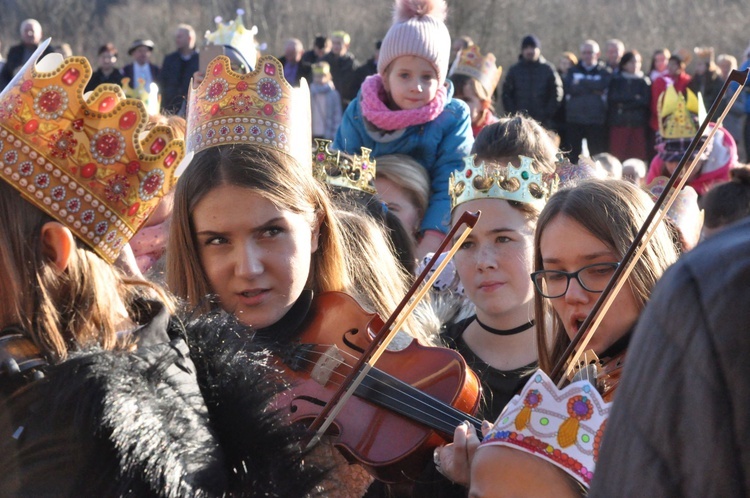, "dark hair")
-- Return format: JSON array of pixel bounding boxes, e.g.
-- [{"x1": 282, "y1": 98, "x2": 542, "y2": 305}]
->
[
  {"x1": 702, "y1": 166, "x2": 750, "y2": 229},
  {"x1": 669, "y1": 54, "x2": 685, "y2": 66},
  {"x1": 313, "y1": 35, "x2": 329, "y2": 50},
  {"x1": 618, "y1": 50, "x2": 640, "y2": 72},
  {"x1": 375, "y1": 40, "x2": 382, "y2": 50},
  {"x1": 98, "y1": 43, "x2": 117, "y2": 56}
]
